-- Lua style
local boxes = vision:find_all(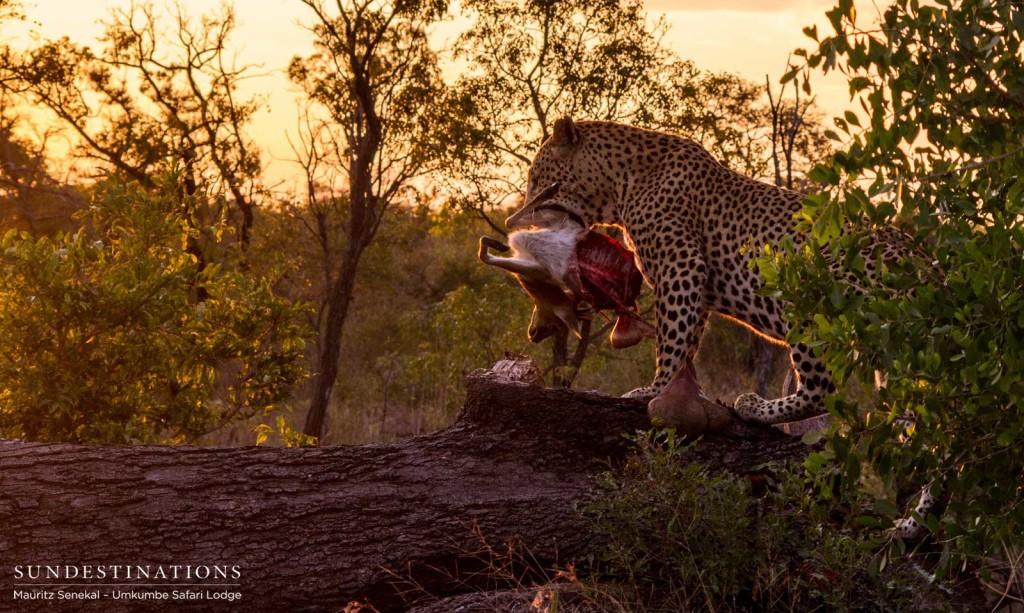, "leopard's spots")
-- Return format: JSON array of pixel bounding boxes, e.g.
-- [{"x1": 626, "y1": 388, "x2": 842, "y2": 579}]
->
[{"x1": 518, "y1": 117, "x2": 910, "y2": 424}]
